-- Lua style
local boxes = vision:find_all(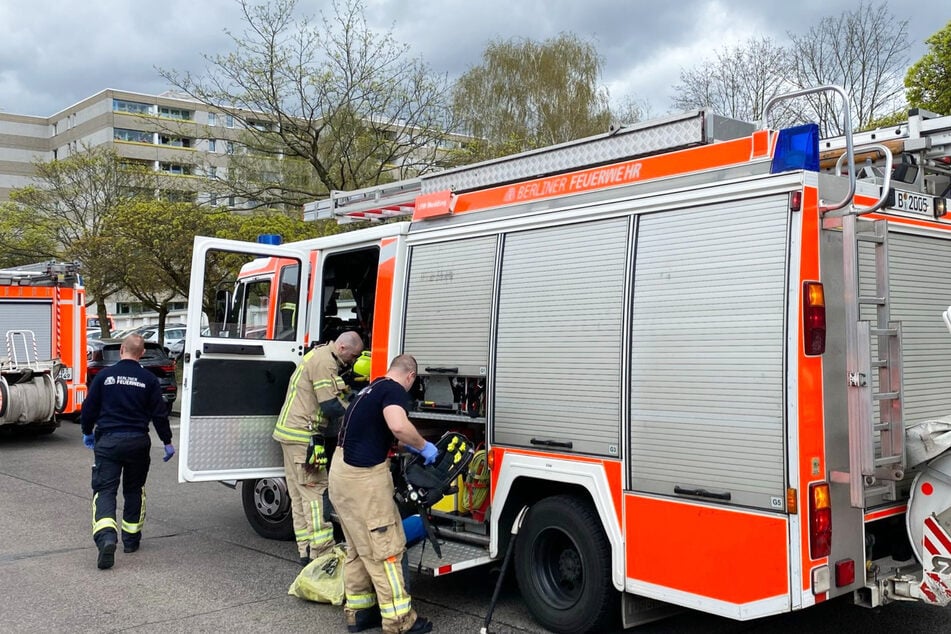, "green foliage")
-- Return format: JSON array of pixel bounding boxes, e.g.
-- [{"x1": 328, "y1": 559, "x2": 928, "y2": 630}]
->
[
  {"x1": 452, "y1": 33, "x2": 611, "y2": 160},
  {"x1": 905, "y1": 21, "x2": 951, "y2": 115},
  {"x1": 0, "y1": 201, "x2": 59, "y2": 267}
]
